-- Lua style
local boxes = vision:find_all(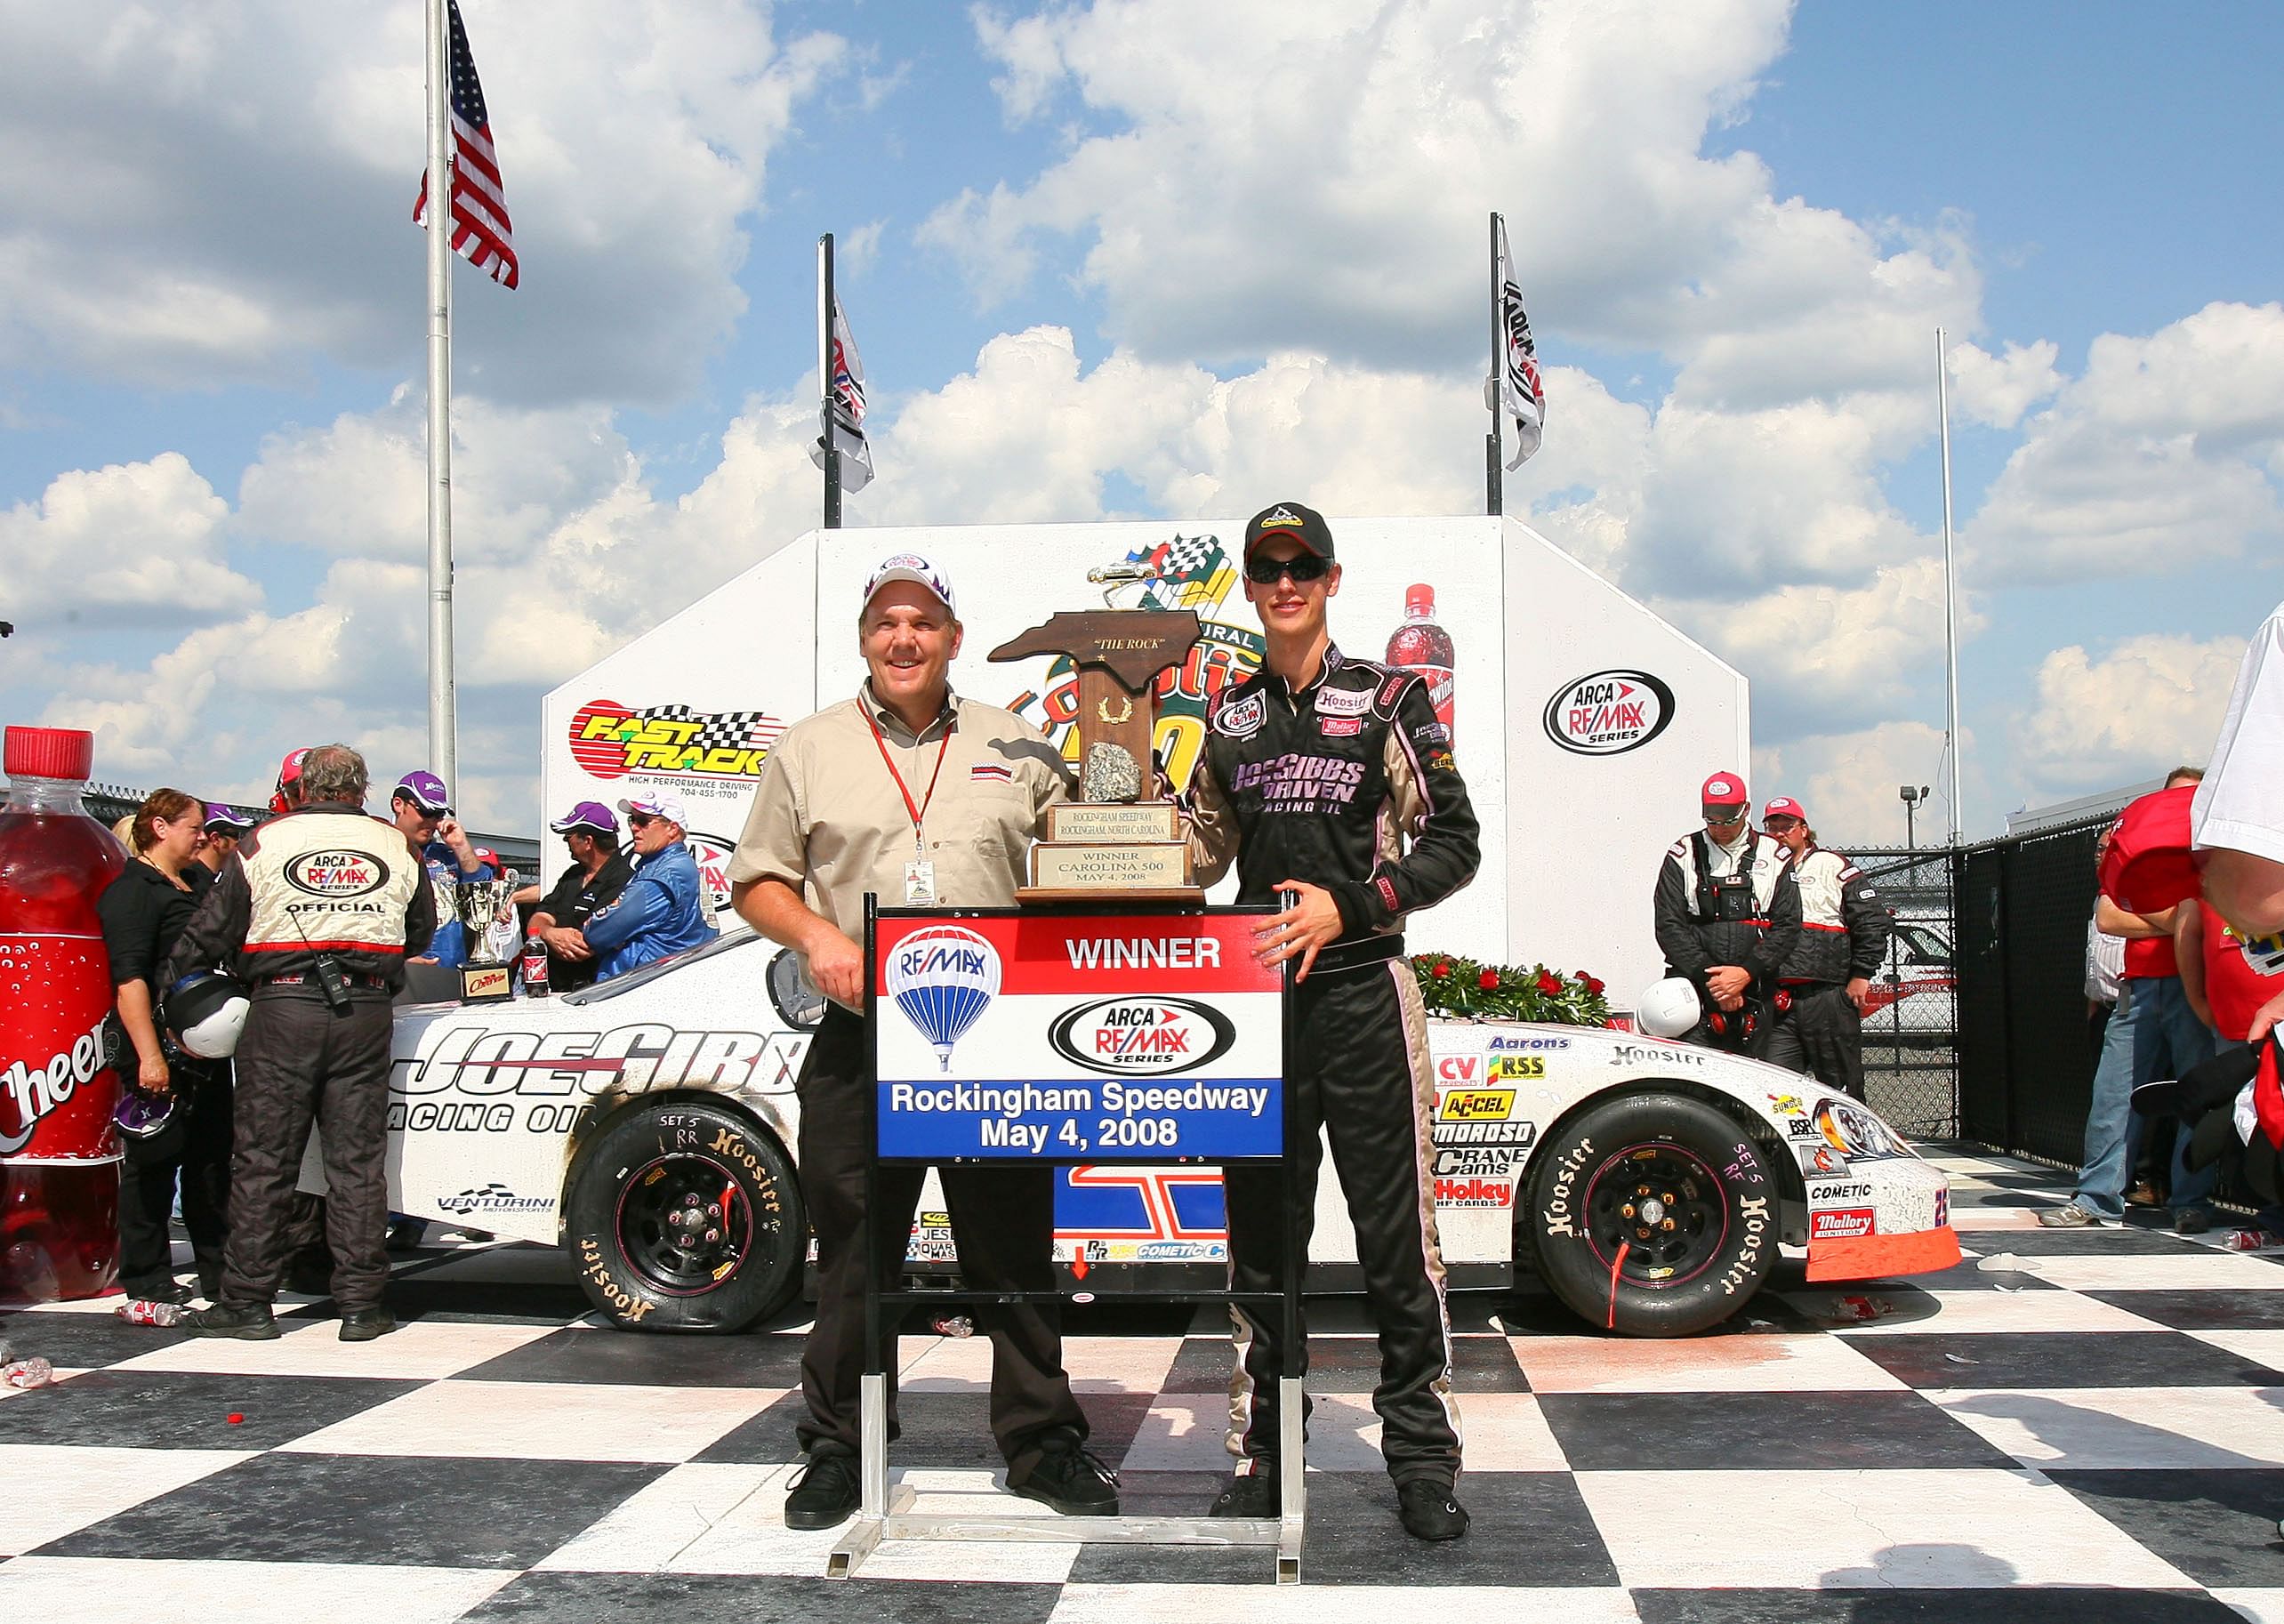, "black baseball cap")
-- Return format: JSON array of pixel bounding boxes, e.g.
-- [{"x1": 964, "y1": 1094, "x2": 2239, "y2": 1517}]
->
[{"x1": 1243, "y1": 501, "x2": 1335, "y2": 563}]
